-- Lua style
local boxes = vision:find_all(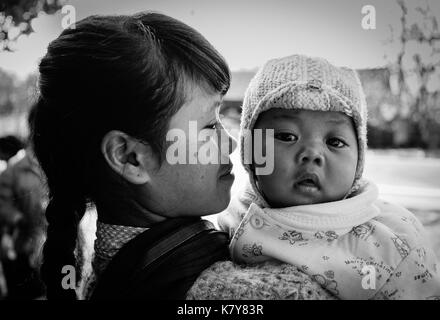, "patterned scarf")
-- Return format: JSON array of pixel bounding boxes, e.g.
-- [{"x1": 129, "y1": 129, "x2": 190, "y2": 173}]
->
[{"x1": 82, "y1": 221, "x2": 147, "y2": 299}]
